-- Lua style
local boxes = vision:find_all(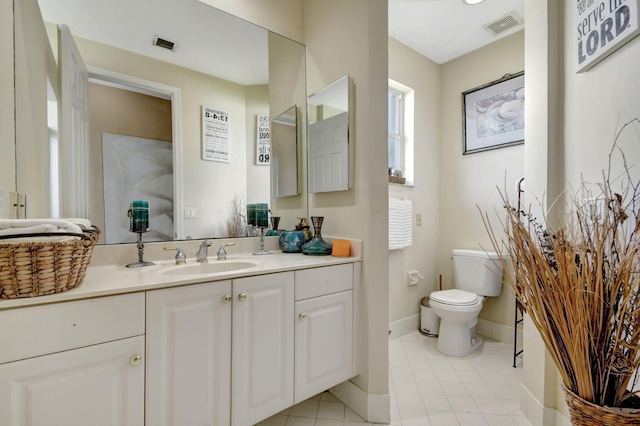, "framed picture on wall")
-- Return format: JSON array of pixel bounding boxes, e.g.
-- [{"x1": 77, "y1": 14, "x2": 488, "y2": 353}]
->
[{"x1": 462, "y1": 72, "x2": 524, "y2": 155}]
